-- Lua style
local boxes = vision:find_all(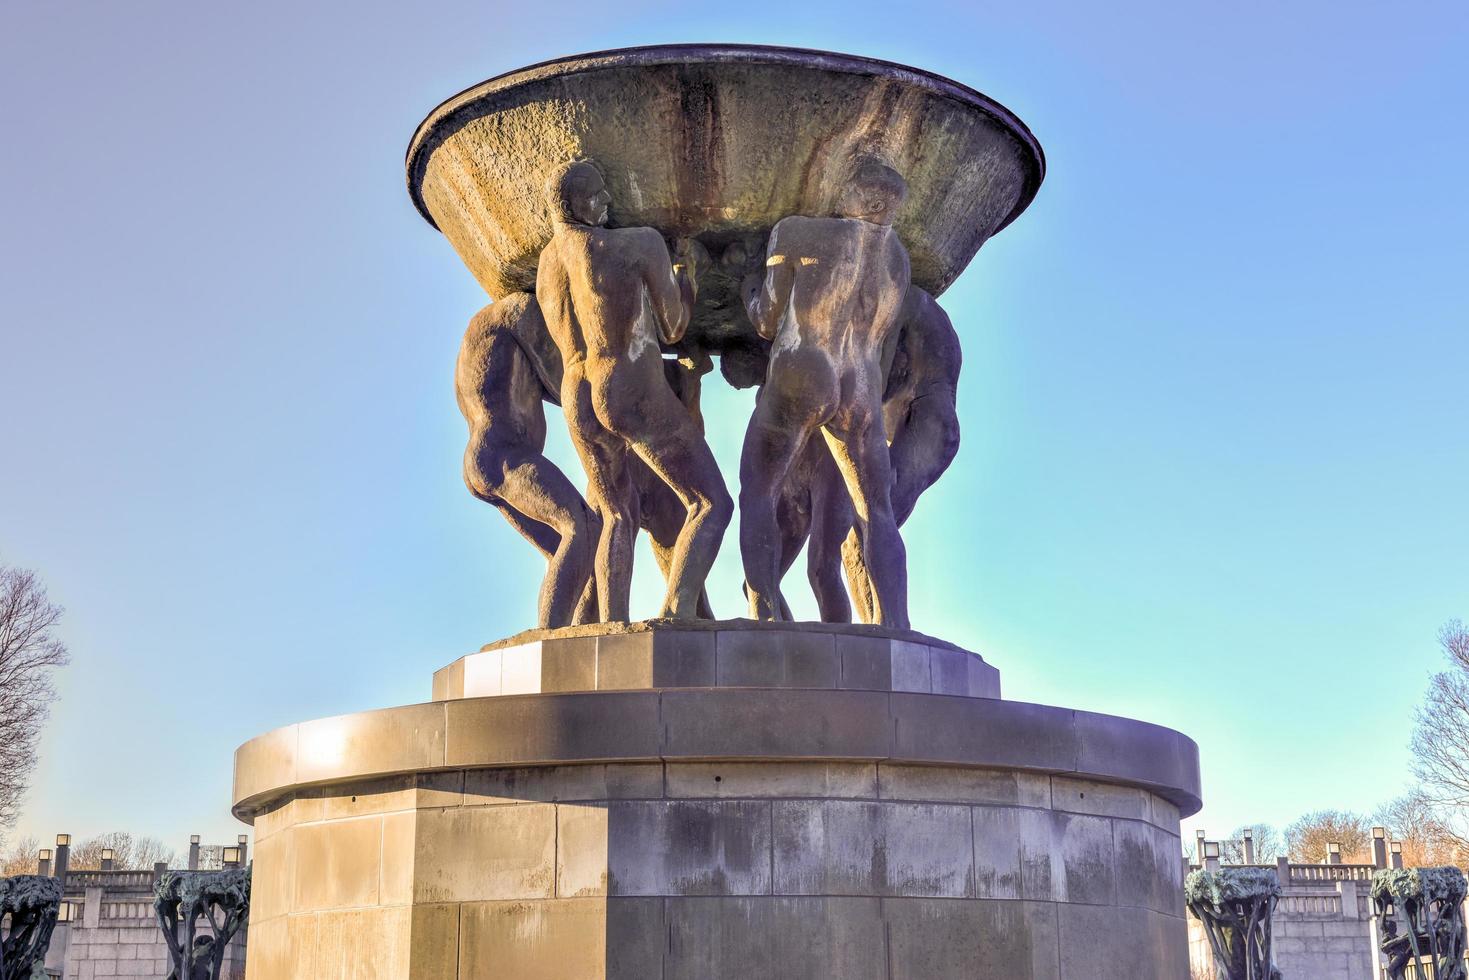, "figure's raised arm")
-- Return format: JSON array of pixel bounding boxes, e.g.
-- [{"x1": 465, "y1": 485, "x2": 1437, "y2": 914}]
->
[
  {"x1": 743, "y1": 223, "x2": 797, "y2": 341},
  {"x1": 640, "y1": 230, "x2": 691, "y2": 345}
]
